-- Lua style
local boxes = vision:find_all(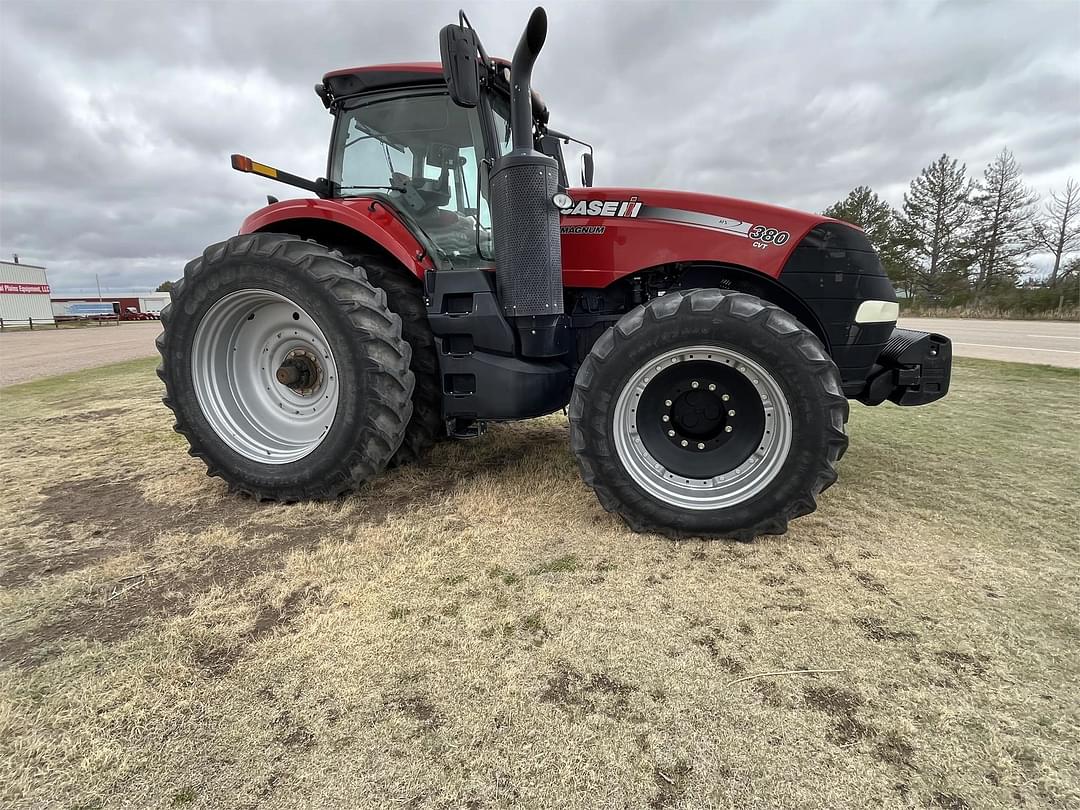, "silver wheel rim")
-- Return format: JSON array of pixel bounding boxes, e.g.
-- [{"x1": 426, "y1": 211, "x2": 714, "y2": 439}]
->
[
  {"x1": 191, "y1": 289, "x2": 339, "y2": 464},
  {"x1": 612, "y1": 344, "x2": 793, "y2": 510}
]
